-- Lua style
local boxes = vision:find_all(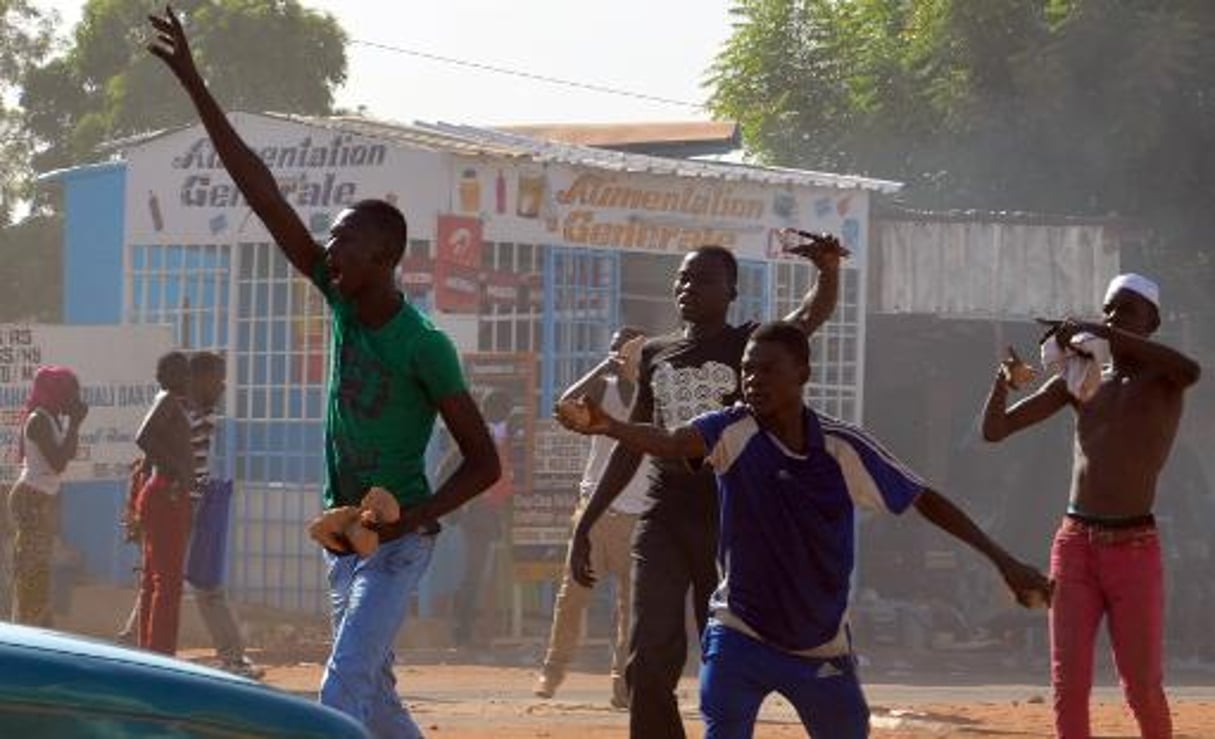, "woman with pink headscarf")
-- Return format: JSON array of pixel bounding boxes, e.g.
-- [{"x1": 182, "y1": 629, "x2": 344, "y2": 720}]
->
[{"x1": 8, "y1": 364, "x2": 88, "y2": 626}]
